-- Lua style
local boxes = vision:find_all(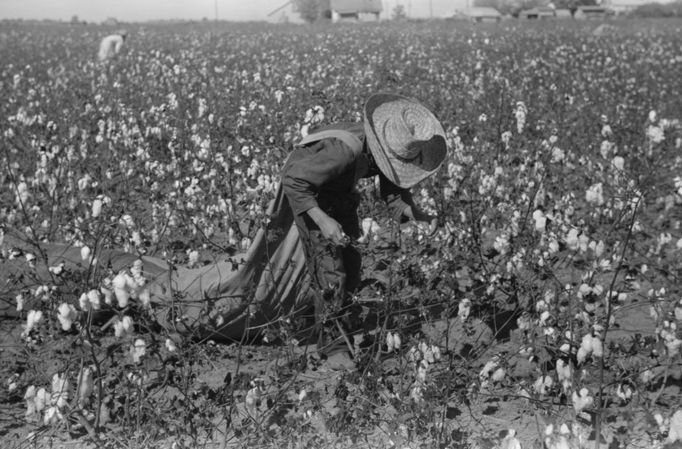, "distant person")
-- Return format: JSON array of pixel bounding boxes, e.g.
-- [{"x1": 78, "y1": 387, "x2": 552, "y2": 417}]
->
[{"x1": 98, "y1": 30, "x2": 127, "y2": 61}]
